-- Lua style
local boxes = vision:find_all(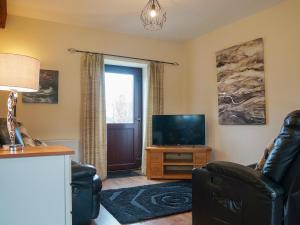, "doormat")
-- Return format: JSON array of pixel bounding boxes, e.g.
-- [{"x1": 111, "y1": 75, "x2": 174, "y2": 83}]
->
[{"x1": 107, "y1": 170, "x2": 142, "y2": 179}]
